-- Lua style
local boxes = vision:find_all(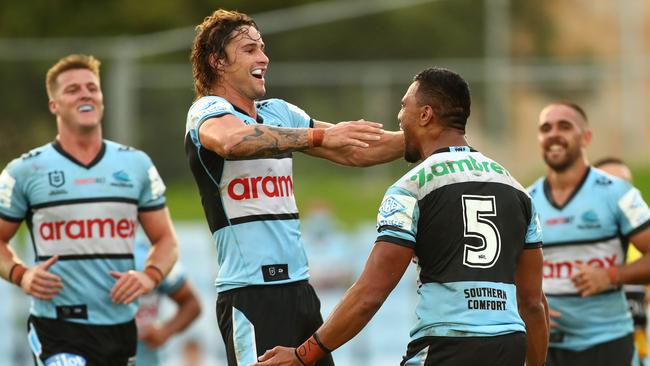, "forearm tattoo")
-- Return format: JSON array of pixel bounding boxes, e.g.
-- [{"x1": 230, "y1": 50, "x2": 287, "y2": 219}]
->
[{"x1": 229, "y1": 125, "x2": 309, "y2": 158}]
